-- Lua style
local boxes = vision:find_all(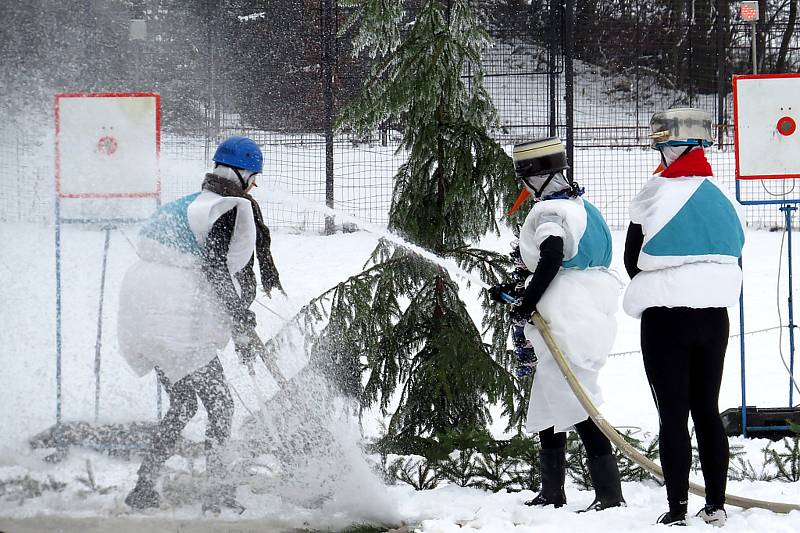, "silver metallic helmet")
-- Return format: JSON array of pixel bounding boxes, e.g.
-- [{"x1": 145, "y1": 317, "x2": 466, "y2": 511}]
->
[{"x1": 649, "y1": 107, "x2": 714, "y2": 149}]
